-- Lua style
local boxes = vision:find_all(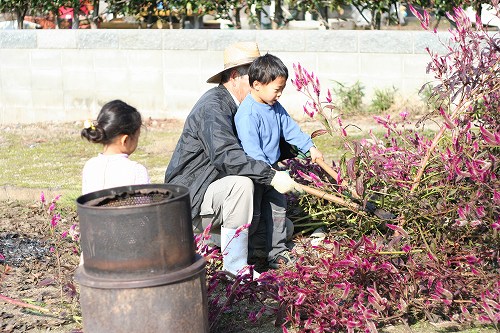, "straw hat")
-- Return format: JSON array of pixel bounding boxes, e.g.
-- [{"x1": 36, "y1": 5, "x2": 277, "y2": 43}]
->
[{"x1": 206, "y1": 42, "x2": 261, "y2": 84}]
